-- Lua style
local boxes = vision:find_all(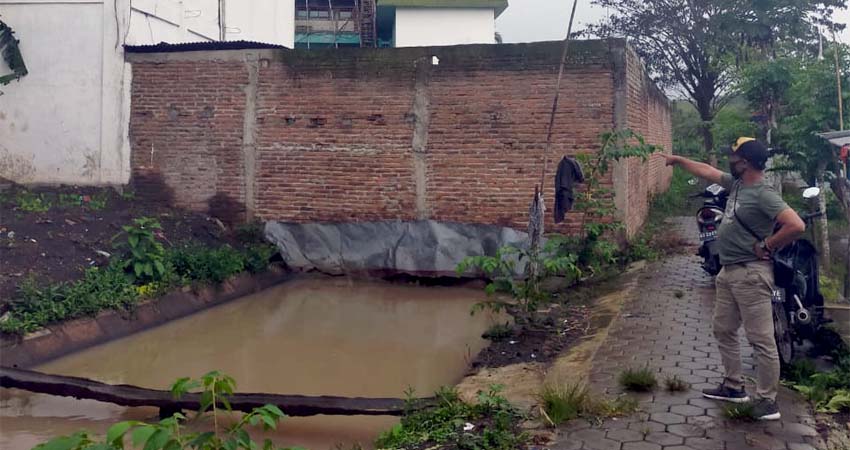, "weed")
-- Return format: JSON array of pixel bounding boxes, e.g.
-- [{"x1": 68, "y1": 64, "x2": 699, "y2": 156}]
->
[
  {"x1": 482, "y1": 322, "x2": 513, "y2": 341},
  {"x1": 85, "y1": 192, "x2": 108, "y2": 210},
  {"x1": 57, "y1": 193, "x2": 83, "y2": 208},
  {"x1": 375, "y1": 385, "x2": 528, "y2": 450},
  {"x1": 789, "y1": 355, "x2": 850, "y2": 413},
  {"x1": 244, "y1": 243, "x2": 277, "y2": 273},
  {"x1": 786, "y1": 359, "x2": 818, "y2": 383},
  {"x1": 723, "y1": 402, "x2": 758, "y2": 421},
  {"x1": 168, "y1": 244, "x2": 246, "y2": 283},
  {"x1": 120, "y1": 189, "x2": 136, "y2": 200},
  {"x1": 619, "y1": 366, "x2": 658, "y2": 392},
  {"x1": 538, "y1": 383, "x2": 639, "y2": 427},
  {"x1": 113, "y1": 217, "x2": 167, "y2": 283},
  {"x1": 15, "y1": 191, "x2": 51, "y2": 212},
  {"x1": 664, "y1": 375, "x2": 690, "y2": 392},
  {"x1": 0, "y1": 264, "x2": 138, "y2": 335}
]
